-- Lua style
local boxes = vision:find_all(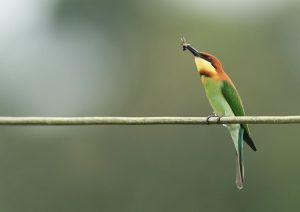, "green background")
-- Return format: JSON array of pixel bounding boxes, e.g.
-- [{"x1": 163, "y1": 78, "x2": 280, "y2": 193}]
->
[{"x1": 0, "y1": 0, "x2": 299, "y2": 211}]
